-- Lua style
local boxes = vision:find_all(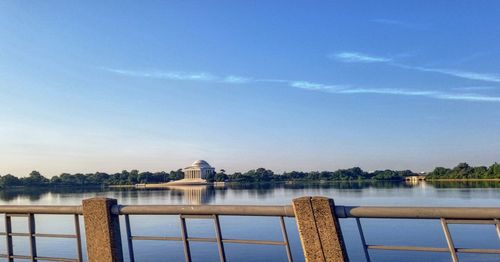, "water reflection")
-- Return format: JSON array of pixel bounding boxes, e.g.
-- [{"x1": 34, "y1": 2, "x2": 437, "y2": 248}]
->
[
  {"x1": 0, "y1": 187, "x2": 104, "y2": 202},
  {"x1": 164, "y1": 185, "x2": 215, "y2": 205},
  {"x1": 426, "y1": 180, "x2": 500, "y2": 188},
  {"x1": 1, "y1": 181, "x2": 500, "y2": 205}
]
